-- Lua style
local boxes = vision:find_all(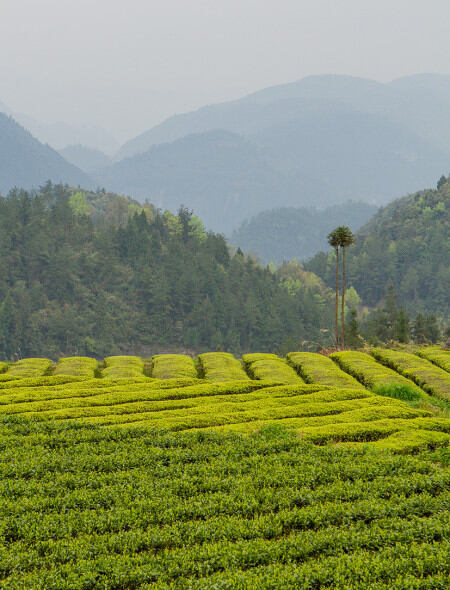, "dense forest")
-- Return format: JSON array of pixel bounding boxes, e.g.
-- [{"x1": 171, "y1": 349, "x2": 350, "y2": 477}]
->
[
  {"x1": 306, "y1": 176, "x2": 450, "y2": 320},
  {"x1": 0, "y1": 184, "x2": 332, "y2": 359},
  {"x1": 231, "y1": 201, "x2": 377, "y2": 263}
]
